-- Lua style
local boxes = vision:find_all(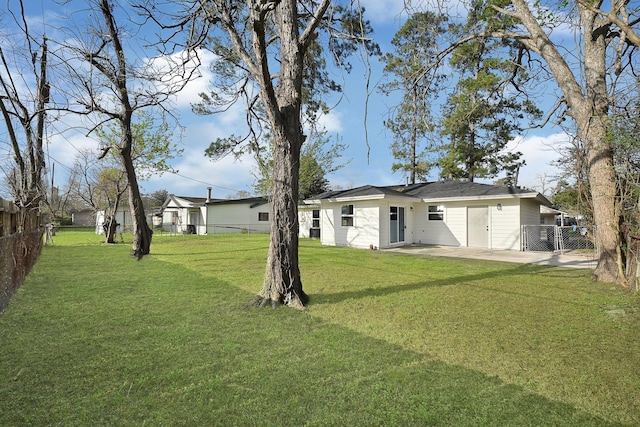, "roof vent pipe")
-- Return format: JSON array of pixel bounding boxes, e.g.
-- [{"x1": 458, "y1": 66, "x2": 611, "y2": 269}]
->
[{"x1": 206, "y1": 187, "x2": 212, "y2": 203}]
